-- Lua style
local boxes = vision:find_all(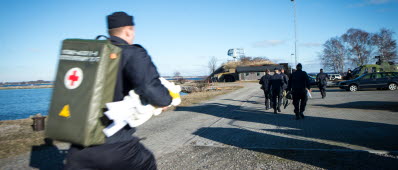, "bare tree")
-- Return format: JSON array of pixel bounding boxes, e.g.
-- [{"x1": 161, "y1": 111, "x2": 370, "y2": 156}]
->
[
  {"x1": 174, "y1": 71, "x2": 181, "y2": 77},
  {"x1": 252, "y1": 56, "x2": 269, "y2": 62},
  {"x1": 208, "y1": 56, "x2": 218, "y2": 74},
  {"x1": 173, "y1": 71, "x2": 185, "y2": 84},
  {"x1": 342, "y1": 28, "x2": 374, "y2": 66},
  {"x1": 371, "y1": 28, "x2": 397, "y2": 62},
  {"x1": 320, "y1": 37, "x2": 348, "y2": 73}
]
